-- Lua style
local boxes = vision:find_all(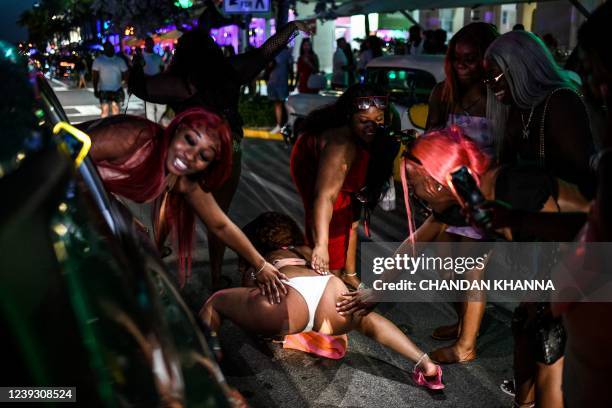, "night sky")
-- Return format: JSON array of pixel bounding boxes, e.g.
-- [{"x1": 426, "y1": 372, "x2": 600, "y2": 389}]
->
[{"x1": 0, "y1": 0, "x2": 39, "y2": 44}]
